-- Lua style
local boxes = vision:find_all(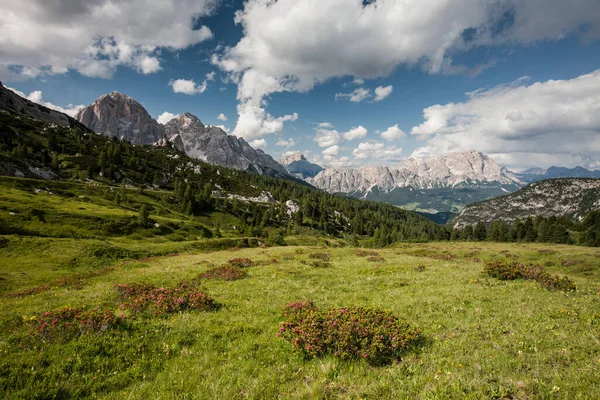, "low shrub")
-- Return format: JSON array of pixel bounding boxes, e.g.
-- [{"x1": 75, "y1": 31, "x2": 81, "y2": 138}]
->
[
  {"x1": 311, "y1": 261, "x2": 330, "y2": 268},
  {"x1": 367, "y1": 256, "x2": 385, "y2": 262},
  {"x1": 278, "y1": 300, "x2": 421, "y2": 365},
  {"x1": 227, "y1": 258, "x2": 254, "y2": 268},
  {"x1": 115, "y1": 282, "x2": 215, "y2": 315},
  {"x1": 483, "y1": 261, "x2": 576, "y2": 291},
  {"x1": 355, "y1": 250, "x2": 380, "y2": 257},
  {"x1": 309, "y1": 253, "x2": 331, "y2": 261},
  {"x1": 199, "y1": 265, "x2": 247, "y2": 281},
  {"x1": 414, "y1": 265, "x2": 426, "y2": 272},
  {"x1": 26, "y1": 307, "x2": 127, "y2": 340}
]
